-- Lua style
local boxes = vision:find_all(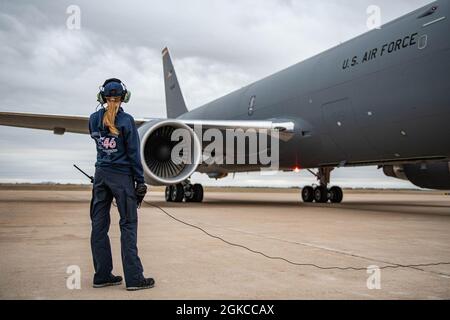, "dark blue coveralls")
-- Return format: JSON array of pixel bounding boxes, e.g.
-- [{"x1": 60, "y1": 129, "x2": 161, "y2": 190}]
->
[{"x1": 88, "y1": 106, "x2": 146, "y2": 287}]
